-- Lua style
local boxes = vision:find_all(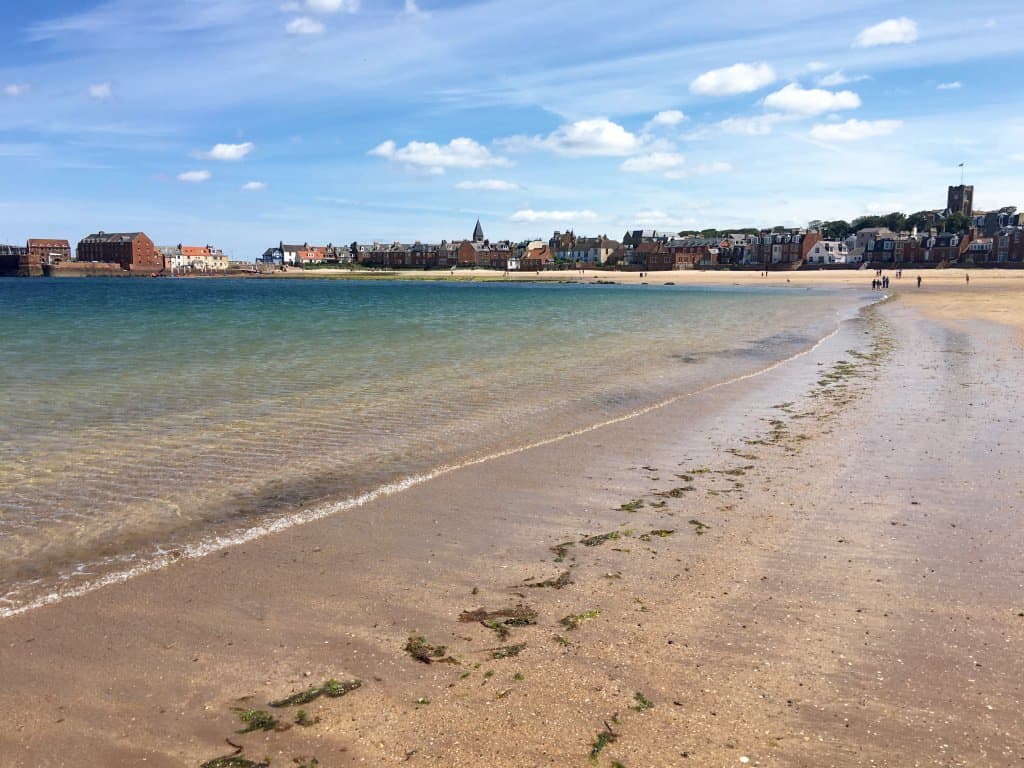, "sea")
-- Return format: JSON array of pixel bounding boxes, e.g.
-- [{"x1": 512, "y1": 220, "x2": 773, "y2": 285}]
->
[{"x1": 0, "y1": 276, "x2": 866, "y2": 616}]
